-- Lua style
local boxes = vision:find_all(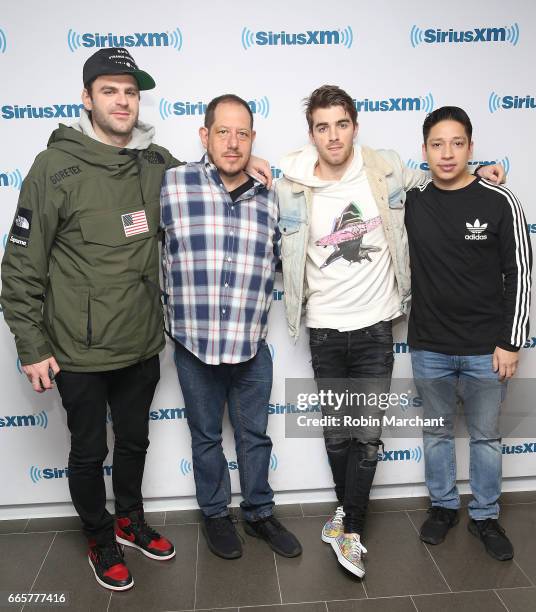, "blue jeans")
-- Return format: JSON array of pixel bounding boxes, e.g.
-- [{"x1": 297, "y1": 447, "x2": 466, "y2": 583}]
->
[
  {"x1": 174, "y1": 340, "x2": 274, "y2": 521},
  {"x1": 411, "y1": 350, "x2": 507, "y2": 520}
]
